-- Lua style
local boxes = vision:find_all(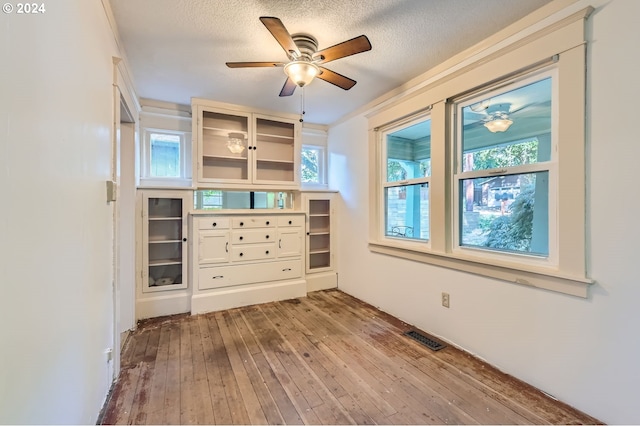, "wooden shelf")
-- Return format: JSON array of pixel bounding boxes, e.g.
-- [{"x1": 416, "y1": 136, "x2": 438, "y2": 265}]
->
[
  {"x1": 256, "y1": 158, "x2": 294, "y2": 164},
  {"x1": 309, "y1": 213, "x2": 330, "y2": 217},
  {"x1": 310, "y1": 248, "x2": 330, "y2": 255},
  {"x1": 149, "y1": 258, "x2": 183, "y2": 266},
  {"x1": 148, "y1": 239, "x2": 182, "y2": 244},
  {"x1": 309, "y1": 231, "x2": 329, "y2": 236},
  {"x1": 202, "y1": 154, "x2": 247, "y2": 161},
  {"x1": 149, "y1": 216, "x2": 182, "y2": 221}
]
